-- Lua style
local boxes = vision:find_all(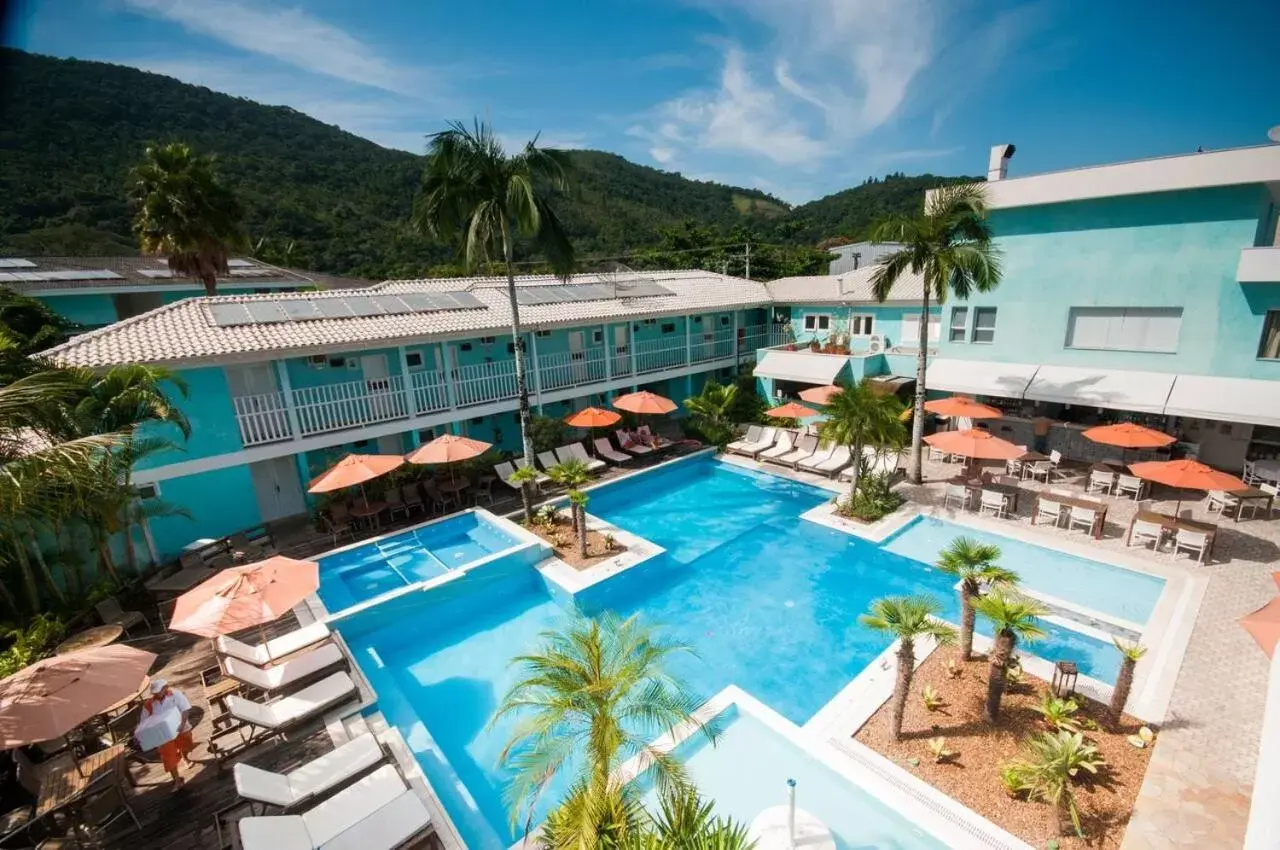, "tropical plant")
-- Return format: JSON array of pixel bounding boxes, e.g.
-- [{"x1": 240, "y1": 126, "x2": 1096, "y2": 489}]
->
[
  {"x1": 1035, "y1": 694, "x2": 1082, "y2": 733},
  {"x1": 1008, "y1": 730, "x2": 1106, "y2": 837},
  {"x1": 548, "y1": 458, "x2": 593, "y2": 558},
  {"x1": 0, "y1": 287, "x2": 78, "y2": 383},
  {"x1": 920, "y1": 684, "x2": 944, "y2": 712},
  {"x1": 129, "y1": 141, "x2": 246, "y2": 295},
  {"x1": 508, "y1": 464, "x2": 542, "y2": 524},
  {"x1": 684, "y1": 381, "x2": 738, "y2": 428},
  {"x1": 927, "y1": 736, "x2": 956, "y2": 764},
  {"x1": 528, "y1": 414, "x2": 570, "y2": 454},
  {"x1": 999, "y1": 761, "x2": 1030, "y2": 797},
  {"x1": 817, "y1": 380, "x2": 905, "y2": 497},
  {"x1": 974, "y1": 591, "x2": 1047, "y2": 722},
  {"x1": 870, "y1": 183, "x2": 1003, "y2": 483},
  {"x1": 1109, "y1": 639, "x2": 1148, "y2": 728},
  {"x1": 837, "y1": 470, "x2": 904, "y2": 522},
  {"x1": 934, "y1": 536, "x2": 1018, "y2": 661},
  {"x1": 722, "y1": 368, "x2": 770, "y2": 425},
  {"x1": 413, "y1": 119, "x2": 576, "y2": 520},
  {"x1": 491, "y1": 613, "x2": 710, "y2": 837},
  {"x1": 859, "y1": 595, "x2": 957, "y2": 740},
  {"x1": 621, "y1": 784, "x2": 755, "y2": 849},
  {"x1": 0, "y1": 613, "x2": 65, "y2": 678}
]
